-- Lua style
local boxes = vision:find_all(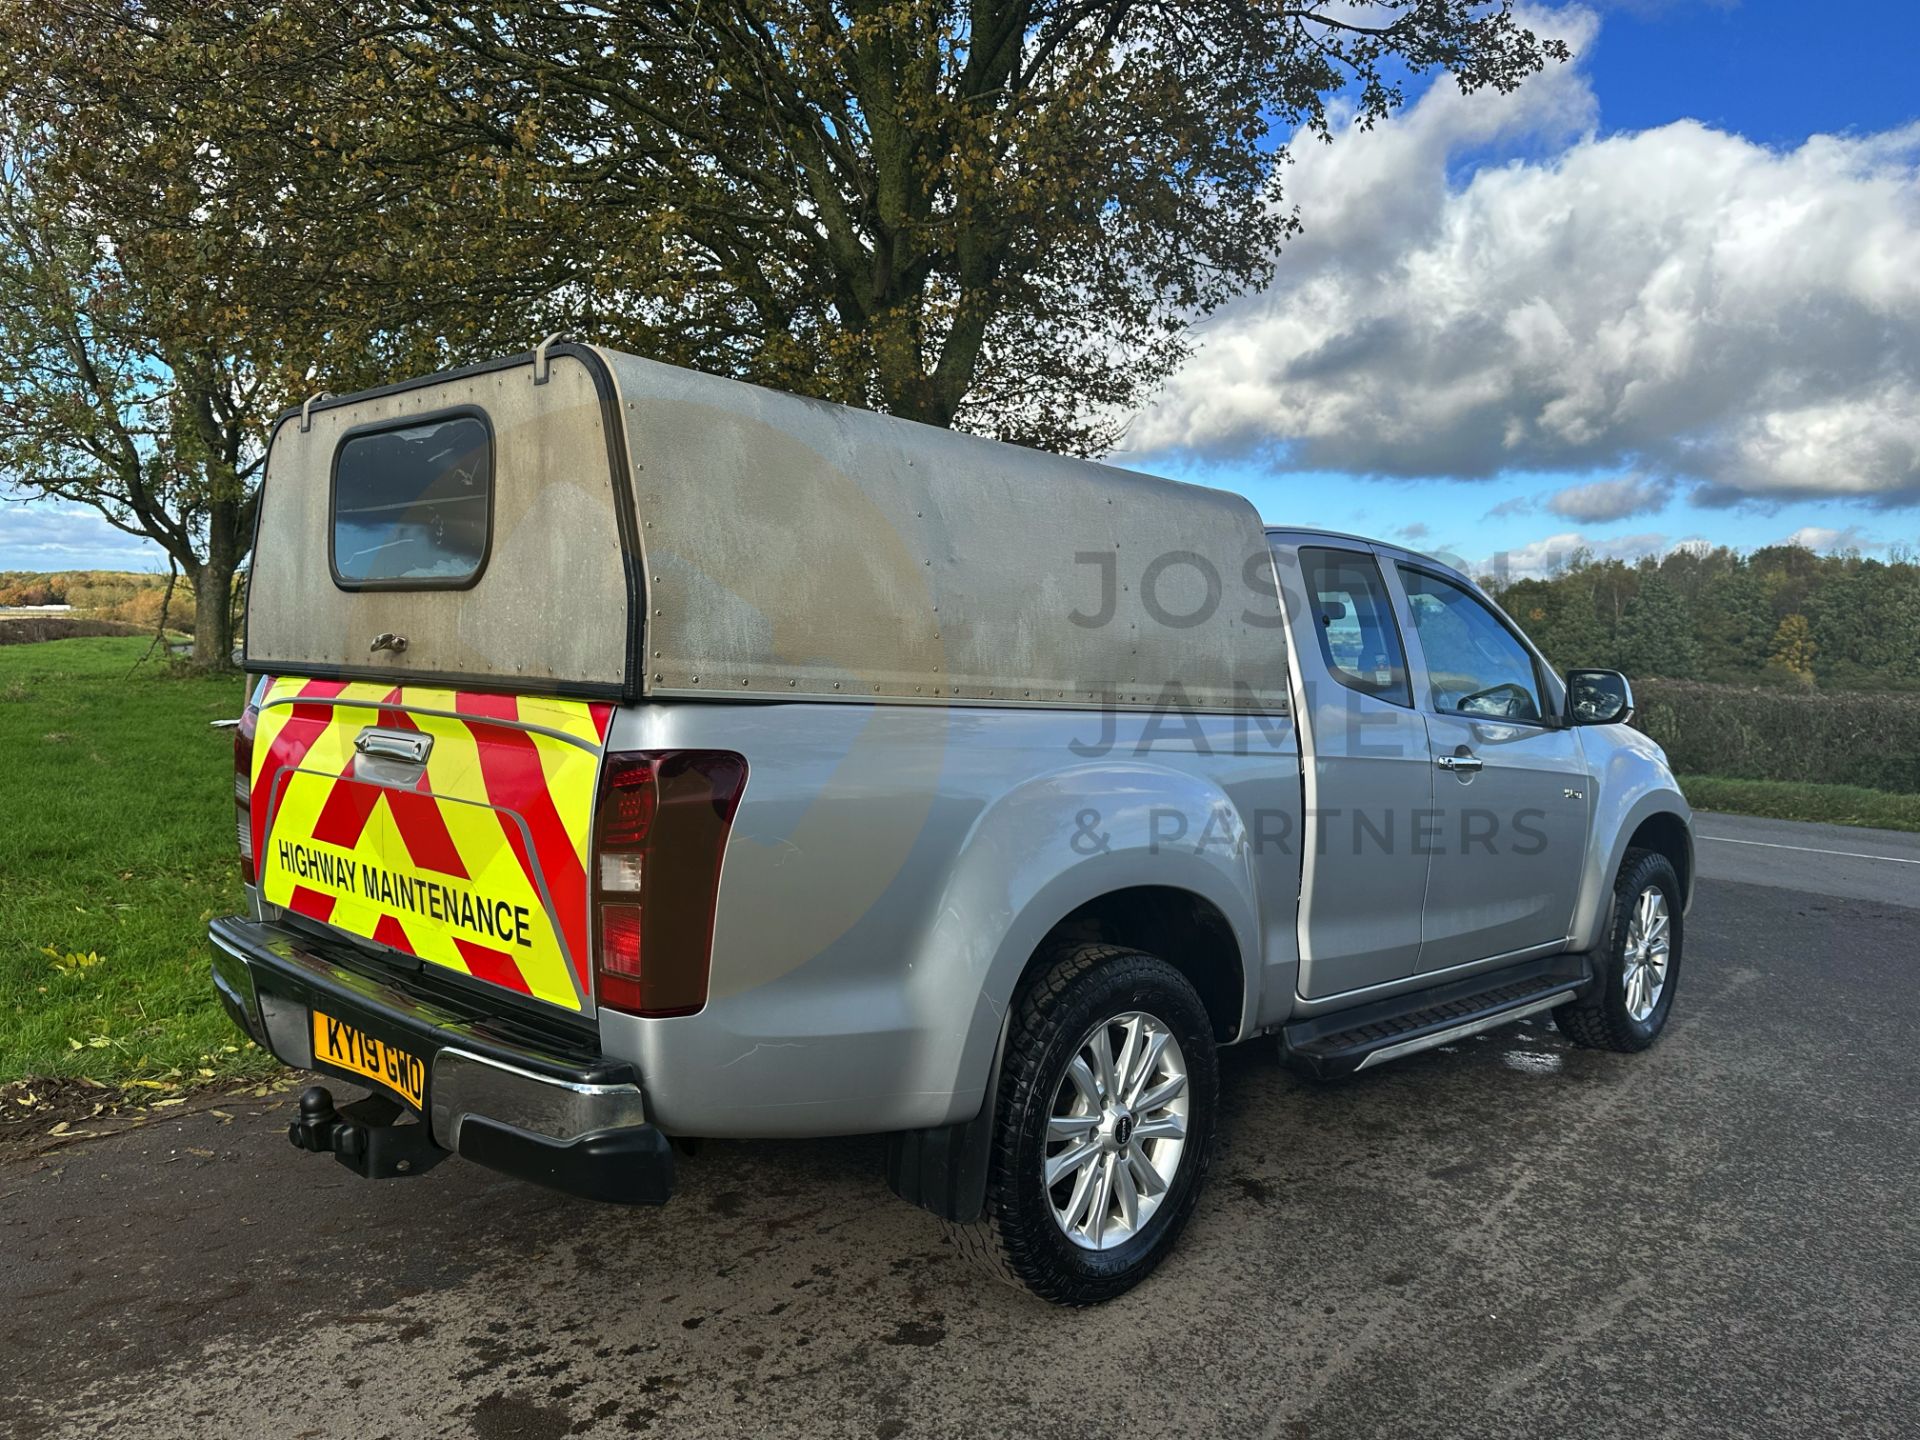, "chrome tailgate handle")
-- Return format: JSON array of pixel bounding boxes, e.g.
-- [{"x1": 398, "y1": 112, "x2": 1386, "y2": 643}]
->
[{"x1": 355, "y1": 729, "x2": 432, "y2": 765}]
